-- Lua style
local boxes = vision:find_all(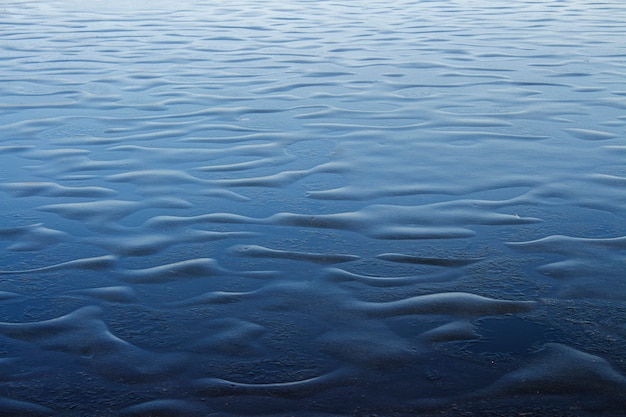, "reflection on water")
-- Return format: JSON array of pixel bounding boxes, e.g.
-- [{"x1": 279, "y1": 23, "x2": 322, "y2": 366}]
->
[{"x1": 1, "y1": 0, "x2": 625, "y2": 415}]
